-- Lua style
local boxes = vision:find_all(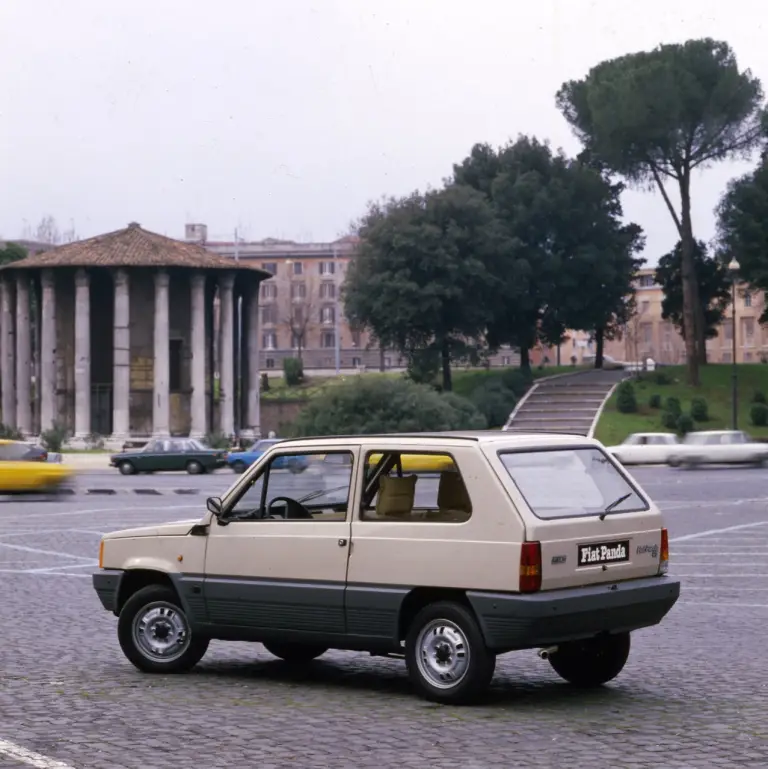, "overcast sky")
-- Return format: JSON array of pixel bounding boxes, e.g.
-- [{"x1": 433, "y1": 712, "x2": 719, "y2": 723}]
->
[{"x1": 2, "y1": 0, "x2": 767, "y2": 263}]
